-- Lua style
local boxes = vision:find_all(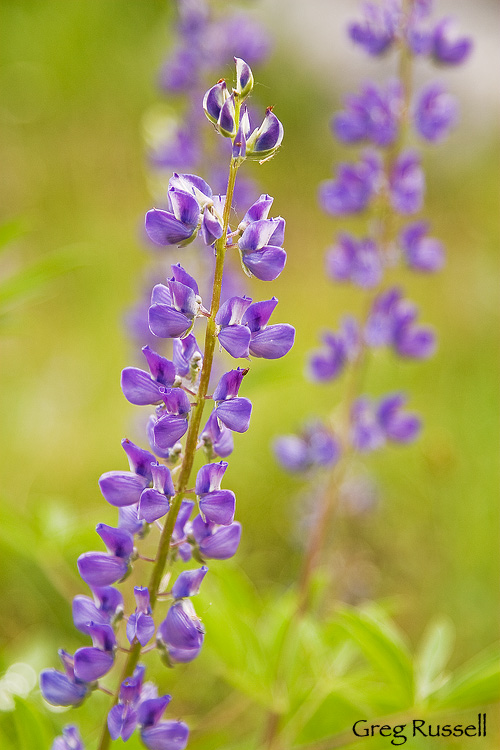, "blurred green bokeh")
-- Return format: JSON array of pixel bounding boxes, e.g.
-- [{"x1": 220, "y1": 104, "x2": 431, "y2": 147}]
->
[{"x1": 0, "y1": 1, "x2": 498, "y2": 748}]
